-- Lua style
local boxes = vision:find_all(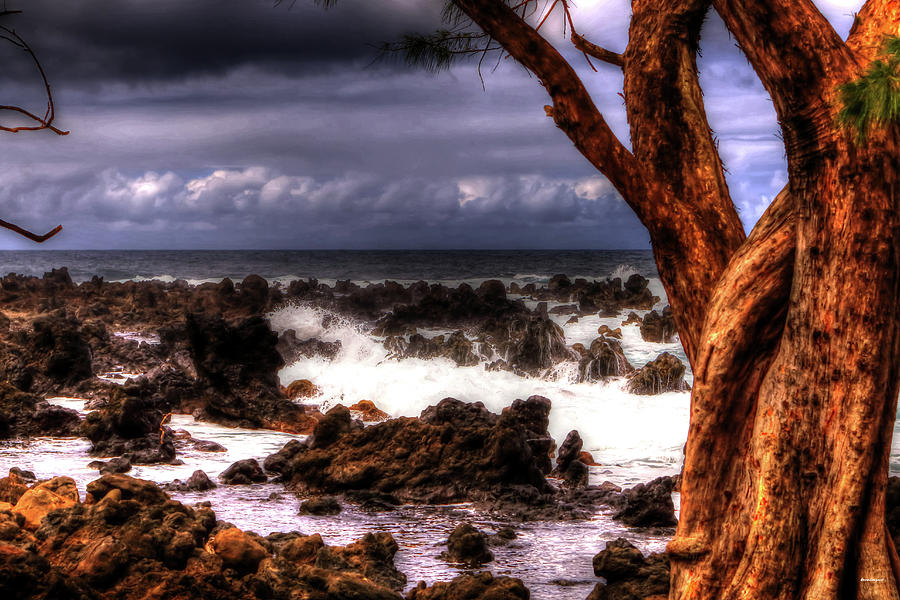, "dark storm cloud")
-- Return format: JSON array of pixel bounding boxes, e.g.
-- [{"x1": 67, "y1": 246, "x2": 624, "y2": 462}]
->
[
  {"x1": 2, "y1": 0, "x2": 442, "y2": 83},
  {"x1": 0, "y1": 1, "x2": 862, "y2": 250}
]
